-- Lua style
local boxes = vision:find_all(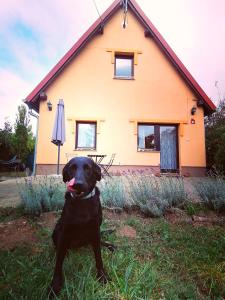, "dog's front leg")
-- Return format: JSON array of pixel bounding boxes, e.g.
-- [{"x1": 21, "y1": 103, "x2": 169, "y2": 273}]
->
[
  {"x1": 49, "y1": 233, "x2": 69, "y2": 298},
  {"x1": 92, "y1": 228, "x2": 109, "y2": 284}
]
